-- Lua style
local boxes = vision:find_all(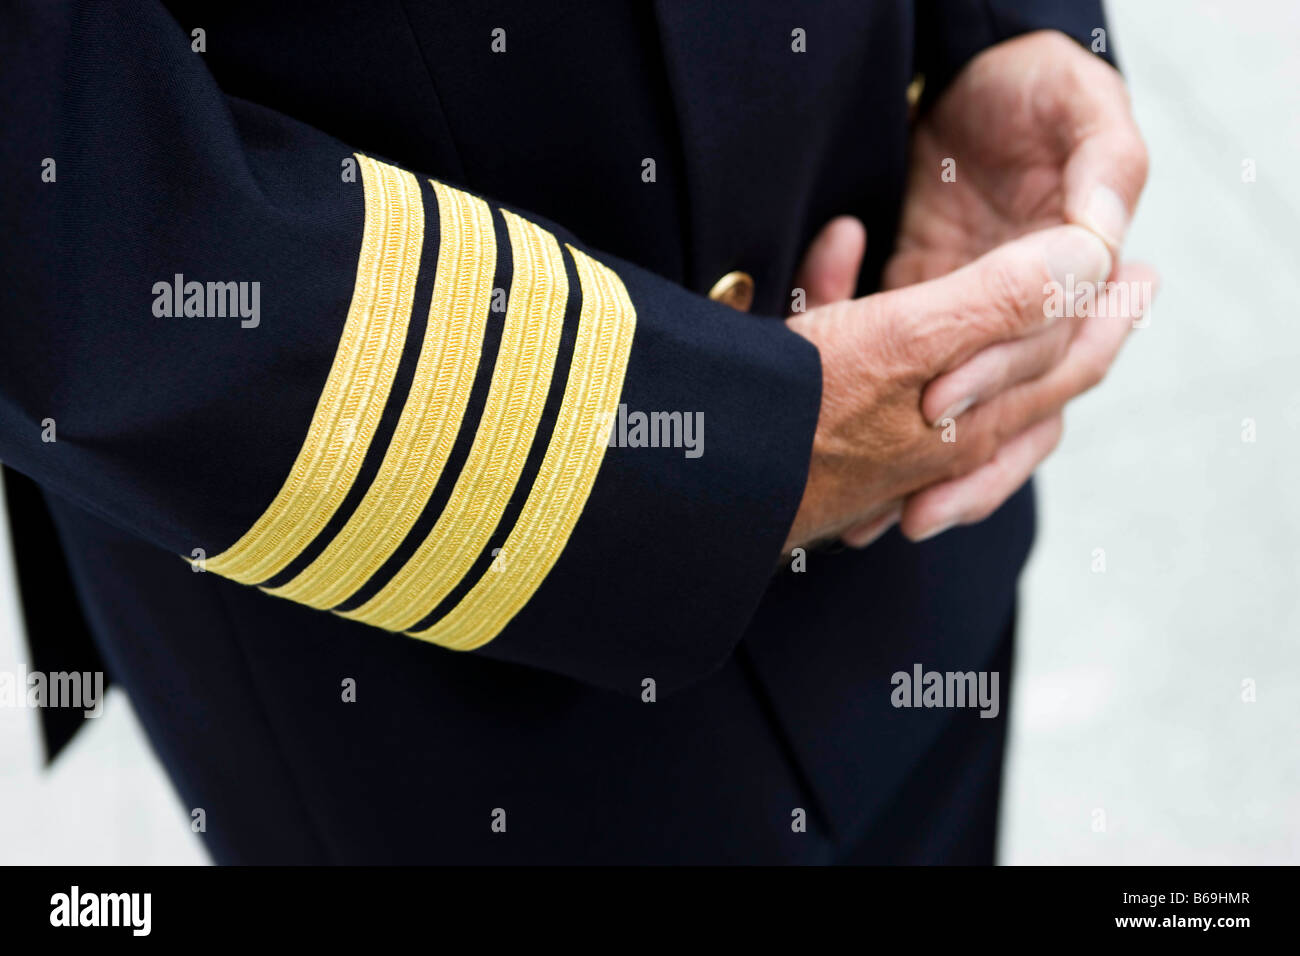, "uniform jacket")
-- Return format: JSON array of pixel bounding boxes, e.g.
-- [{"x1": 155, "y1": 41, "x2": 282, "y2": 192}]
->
[{"x1": 0, "y1": 0, "x2": 1110, "y2": 862}]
